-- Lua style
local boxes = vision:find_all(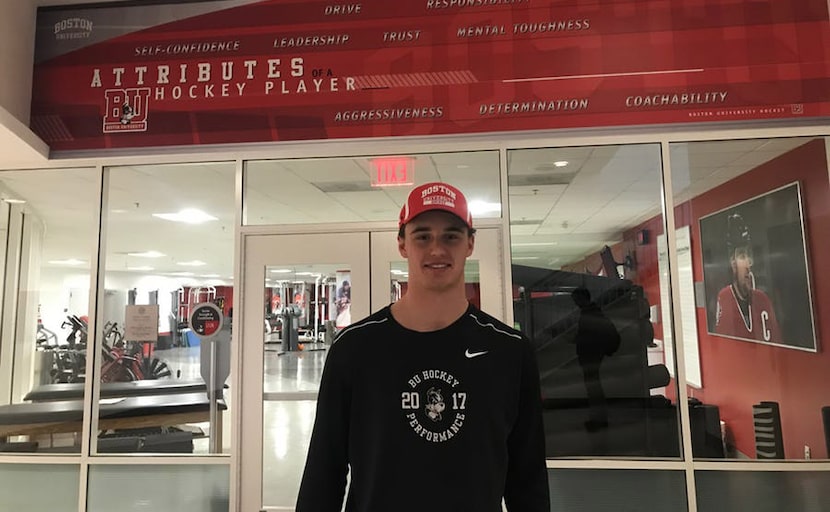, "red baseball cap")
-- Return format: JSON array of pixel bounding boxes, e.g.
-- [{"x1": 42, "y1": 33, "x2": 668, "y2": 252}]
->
[{"x1": 398, "y1": 182, "x2": 473, "y2": 229}]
